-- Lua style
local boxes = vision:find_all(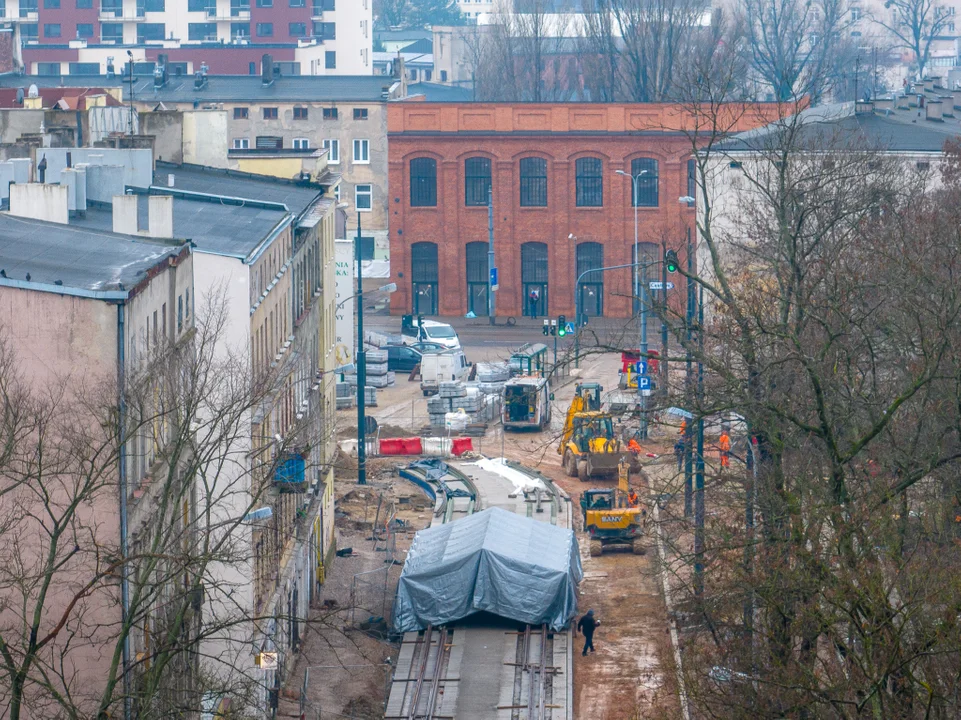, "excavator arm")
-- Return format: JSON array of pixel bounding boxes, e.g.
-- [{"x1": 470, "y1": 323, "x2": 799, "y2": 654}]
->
[{"x1": 557, "y1": 394, "x2": 586, "y2": 454}]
